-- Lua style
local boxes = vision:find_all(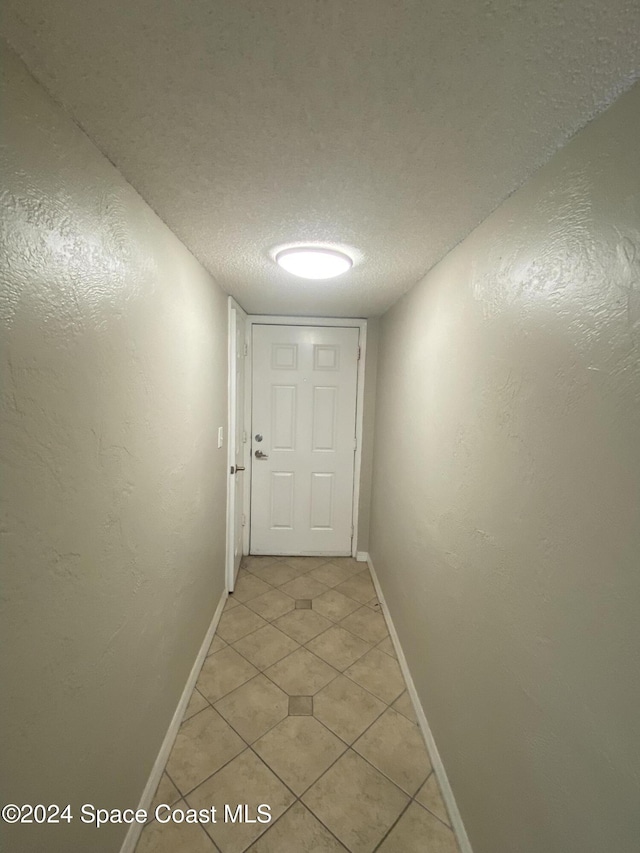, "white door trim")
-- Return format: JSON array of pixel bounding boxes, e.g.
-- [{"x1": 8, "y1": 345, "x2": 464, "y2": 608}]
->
[
  {"x1": 245, "y1": 315, "x2": 367, "y2": 558},
  {"x1": 226, "y1": 296, "x2": 248, "y2": 592}
]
